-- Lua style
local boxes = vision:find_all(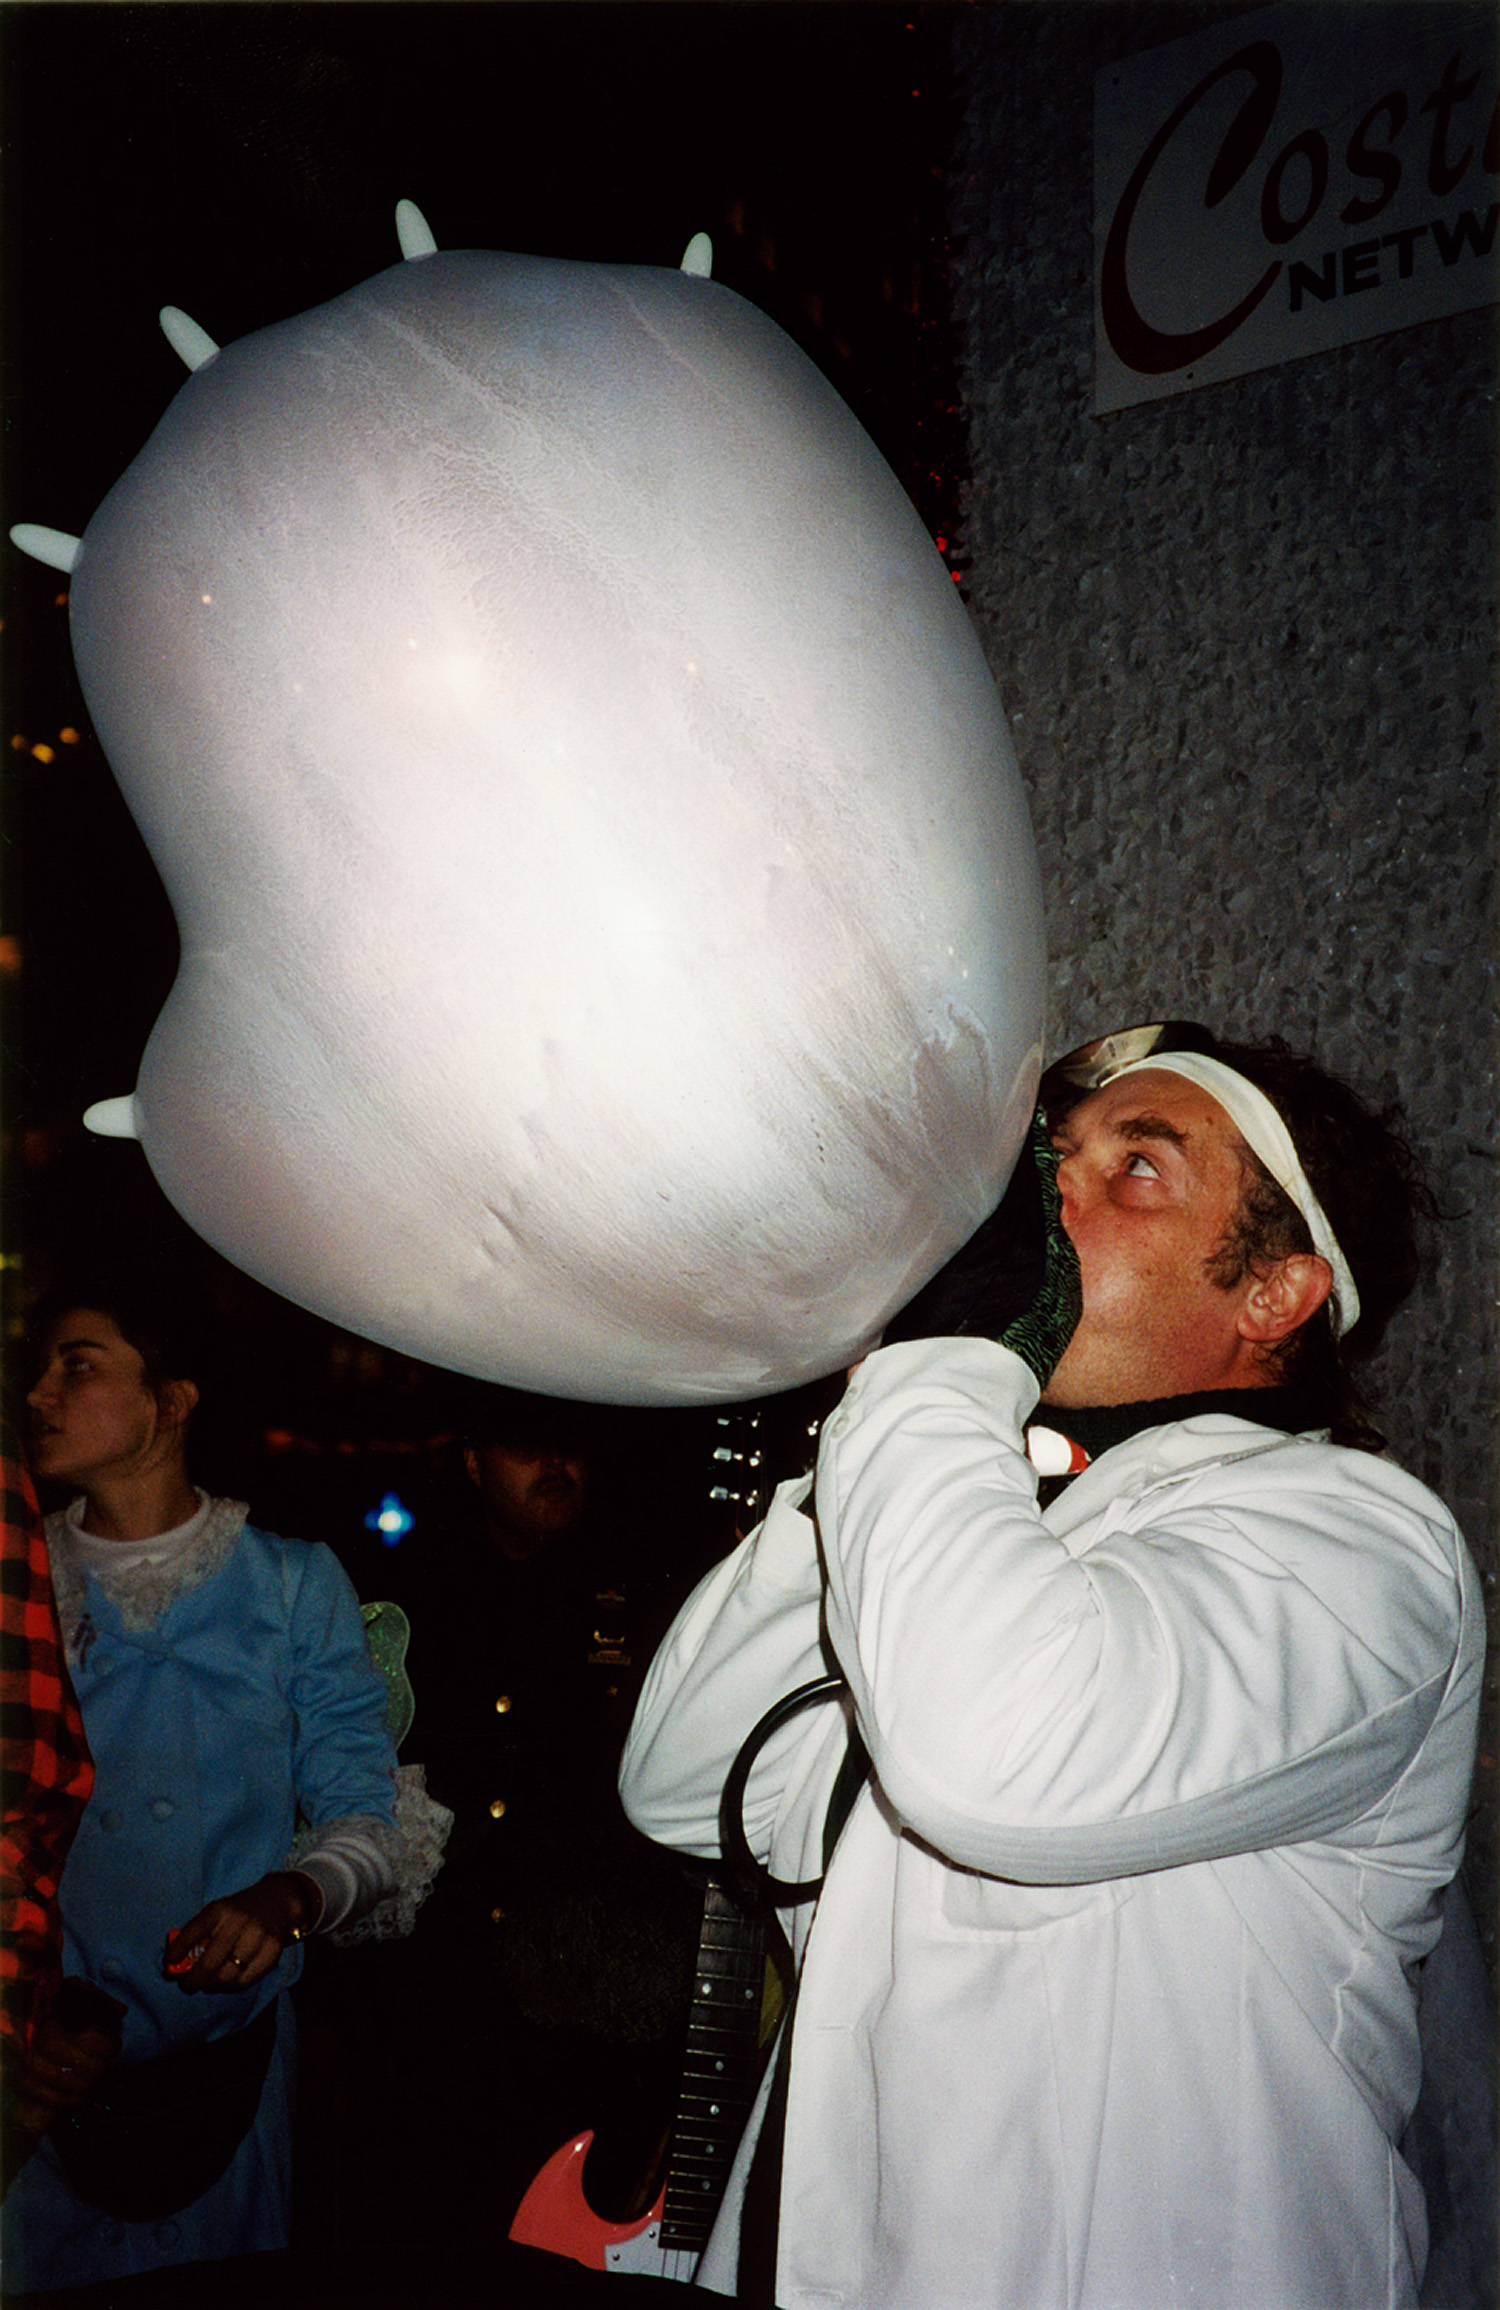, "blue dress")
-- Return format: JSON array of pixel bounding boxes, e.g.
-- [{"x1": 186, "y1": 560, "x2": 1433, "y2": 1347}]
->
[{"x1": 3, "y1": 1501, "x2": 397, "y2": 2291}]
